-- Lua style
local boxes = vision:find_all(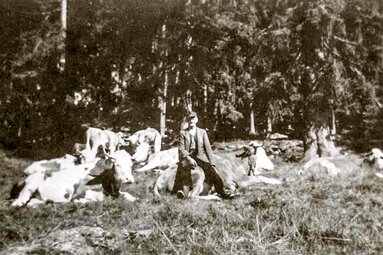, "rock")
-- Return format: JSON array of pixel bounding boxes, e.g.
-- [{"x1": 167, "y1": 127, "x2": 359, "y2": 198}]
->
[
  {"x1": 268, "y1": 133, "x2": 289, "y2": 140},
  {"x1": 0, "y1": 226, "x2": 117, "y2": 255}
]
